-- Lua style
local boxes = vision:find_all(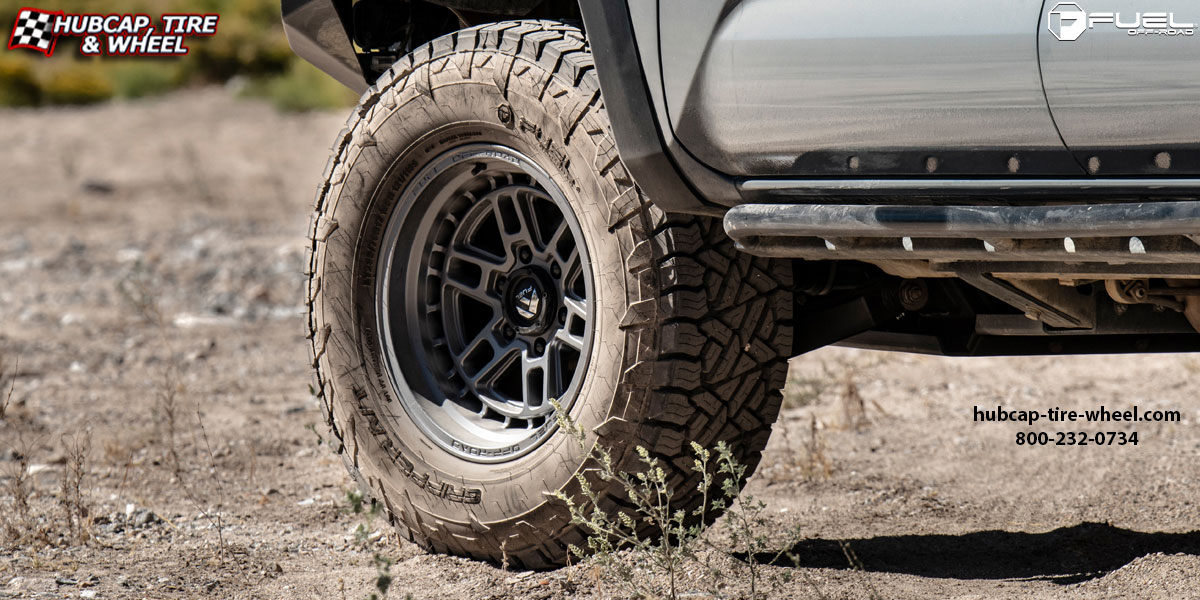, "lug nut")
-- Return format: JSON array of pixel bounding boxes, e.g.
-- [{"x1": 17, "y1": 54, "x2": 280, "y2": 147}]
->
[
  {"x1": 534, "y1": 338, "x2": 546, "y2": 354},
  {"x1": 503, "y1": 325, "x2": 515, "y2": 339},
  {"x1": 558, "y1": 307, "x2": 568, "y2": 325},
  {"x1": 550, "y1": 263, "x2": 561, "y2": 278},
  {"x1": 518, "y1": 247, "x2": 532, "y2": 264},
  {"x1": 496, "y1": 275, "x2": 508, "y2": 290}
]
